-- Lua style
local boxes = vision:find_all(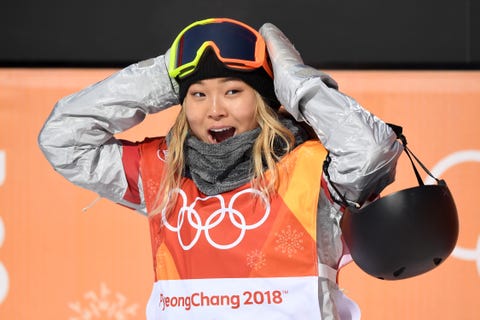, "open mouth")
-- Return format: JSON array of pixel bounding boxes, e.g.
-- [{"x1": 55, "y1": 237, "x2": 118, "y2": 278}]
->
[{"x1": 208, "y1": 127, "x2": 236, "y2": 143}]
